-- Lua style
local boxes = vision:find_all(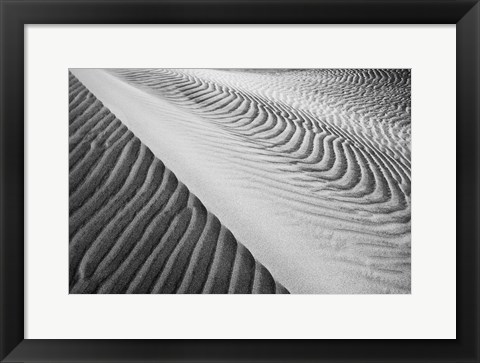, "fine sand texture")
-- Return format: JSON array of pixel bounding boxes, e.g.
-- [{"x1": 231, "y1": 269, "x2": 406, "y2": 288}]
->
[
  {"x1": 69, "y1": 72, "x2": 289, "y2": 294},
  {"x1": 70, "y1": 68, "x2": 411, "y2": 294}
]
